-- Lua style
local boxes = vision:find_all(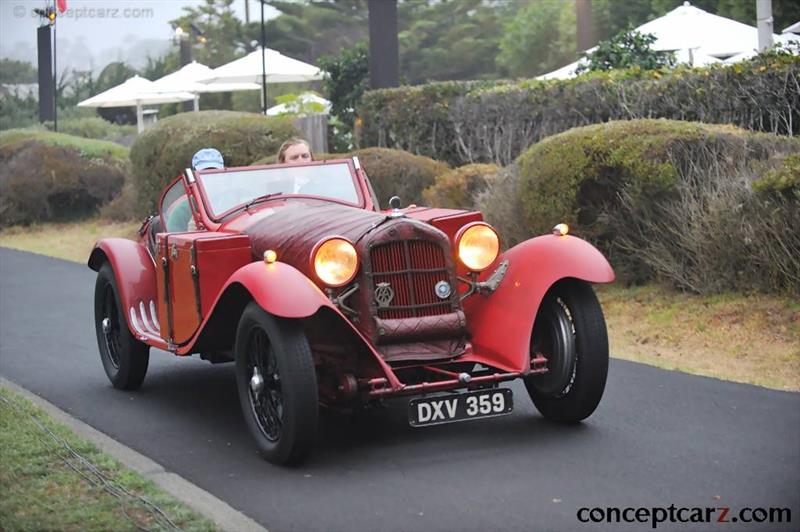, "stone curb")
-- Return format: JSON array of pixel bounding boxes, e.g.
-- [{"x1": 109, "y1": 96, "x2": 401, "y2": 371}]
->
[{"x1": 1, "y1": 377, "x2": 267, "y2": 532}]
